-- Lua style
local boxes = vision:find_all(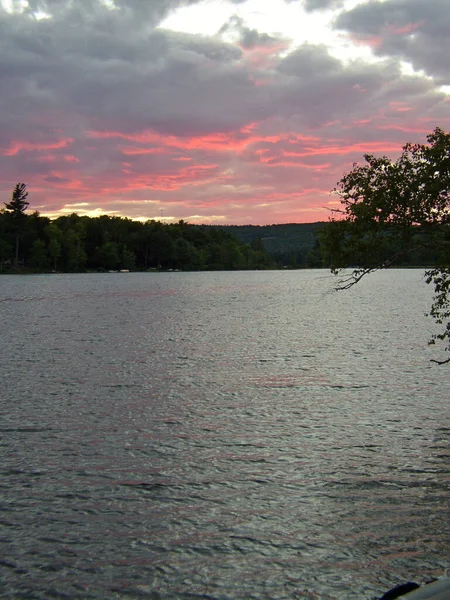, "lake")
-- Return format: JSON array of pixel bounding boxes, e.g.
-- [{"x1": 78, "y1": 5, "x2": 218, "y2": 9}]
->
[{"x1": 1, "y1": 269, "x2": 449, "y2": 599}]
